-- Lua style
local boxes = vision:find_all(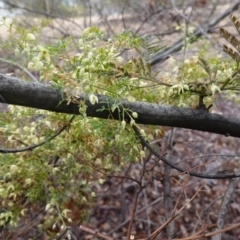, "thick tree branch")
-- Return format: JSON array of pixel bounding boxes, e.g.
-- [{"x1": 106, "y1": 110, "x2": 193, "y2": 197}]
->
[{"x1": 1, "y1": 73, "x2": 240, "y2": 138}]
